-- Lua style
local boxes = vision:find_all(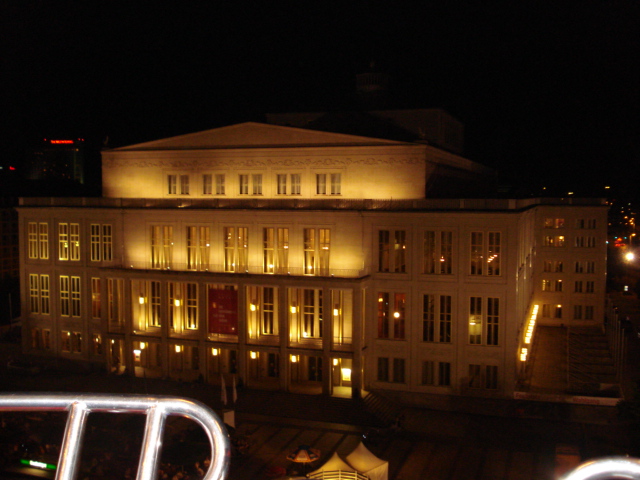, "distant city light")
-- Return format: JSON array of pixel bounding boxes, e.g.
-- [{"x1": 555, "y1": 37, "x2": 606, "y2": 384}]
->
[
  {"x1": 625, "y1": 252, "x2": 635, "y2": 262},
  {"x1": 50, "y1": 140, "x2": 74, "y2": 144}
]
